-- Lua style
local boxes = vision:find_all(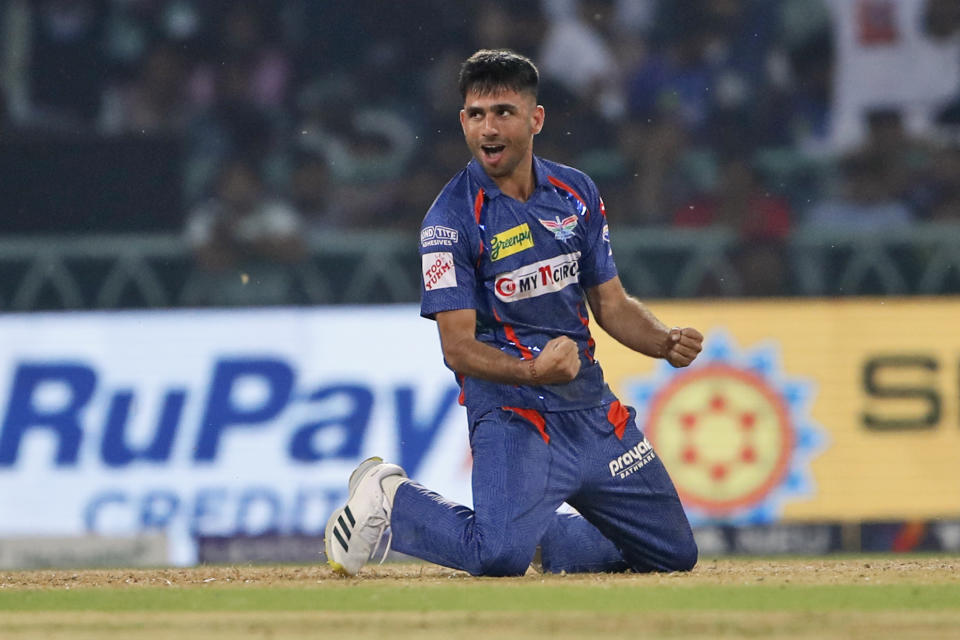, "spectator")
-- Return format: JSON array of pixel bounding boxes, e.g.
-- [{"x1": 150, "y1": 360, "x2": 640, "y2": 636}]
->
[
  {"x1": 626, "y1": 20, "x2": 713, "y2": 140},
  {"x1": 674, "y1": 158, "x2": 792, "y2": 237},
  {"x1": 611, "y1": 0, "x2": 659, "y2": 37},
  {"x1": 98, "y1": 41, "x2": 193, "y2": 135},
  {"x1": 803, "y1": 151, "x2": 914, "y2": 233},
  {"x1": 183, "y1": 50, "x2": 287, "y2": 203},
  {"x1": 178, "y1": 2, "x2": 292, "y2": 201},
  {"x1": 293, "y1": 76, "x2": 418, "y2": 230},
  {"x1": 687, "y1": 0, "x2": 784, "y2": 153},
  {"x1": 190, "y1": 1, "x2": 290, "y2": 111},
  {"x1": 471, "y1": 0, "x2": 542, "y2": 54},
  {"x1": 288, "y1": 149, "x2": 345, "y2": 239},
  {"x1": 184, "y1": 157, "x2": 306, "y2": 306},
  {"x1": 100, "y1": 0, "x2": 203, "y2": 76},
  {"x1": 782, "y1": 28, "x2": 834, "y2": 155},
  {"x1": 924, "y1": 0, "x2": 960, "y2": 39},
  {"x1": 674, "y1": 157, "x2": 793, "y2": 295},
  {"x1": 539, "y1": 0, "x2": 625, "y2": 122},
  {"x1": 614, "y1": 116, "x2": 706, "y2": 226},
  {"x1": 858, "y1": 108, "x2": 936, "y2": 215},
  {"x1": 924, "y1": 145, "x2": 960, "y2": 223},
  {"x1": 928, "y1": 0, "x2": 960, "y2": 128},
  {"x1": 626, "y1": 0, "x2": 781, "y2": 150},
  {"x1": 823, "y1": 0, "x2": 960, "y2": 153},
  {"x1": 27, "y1": 0, "x2": 110, "y2": 129}
]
